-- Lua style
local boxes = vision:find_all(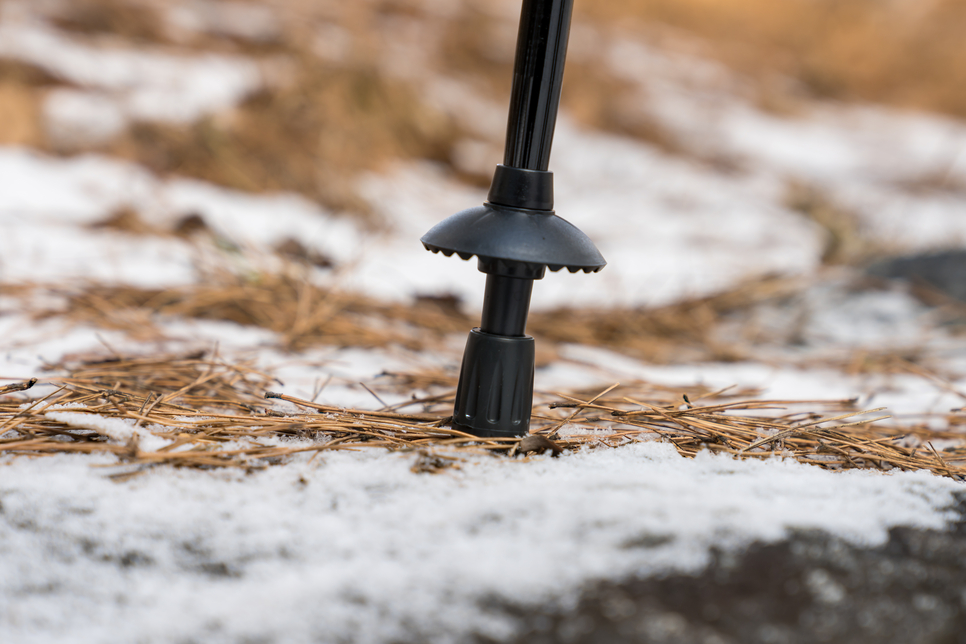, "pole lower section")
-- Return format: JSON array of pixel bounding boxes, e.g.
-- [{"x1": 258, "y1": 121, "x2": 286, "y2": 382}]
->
[{"x1": 481, "y1": 274, "x2": 533, "y2": 336}]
